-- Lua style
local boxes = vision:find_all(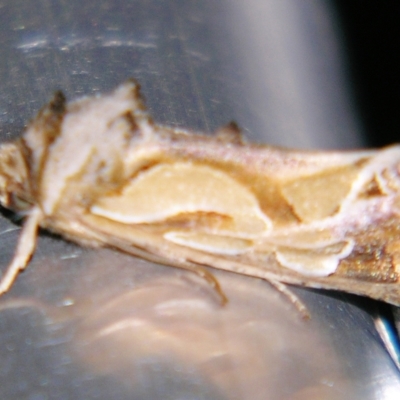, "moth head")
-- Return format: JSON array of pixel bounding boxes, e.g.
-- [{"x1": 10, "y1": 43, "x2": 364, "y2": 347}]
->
[{"x1": 0, "y1": 141, "x2": 32, "y2": 212}]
